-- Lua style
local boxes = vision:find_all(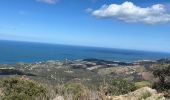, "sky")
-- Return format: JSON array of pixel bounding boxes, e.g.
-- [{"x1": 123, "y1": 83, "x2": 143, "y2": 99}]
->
[{"x1": 0, "y1": 0, "x2": 170, "y2": 53}]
